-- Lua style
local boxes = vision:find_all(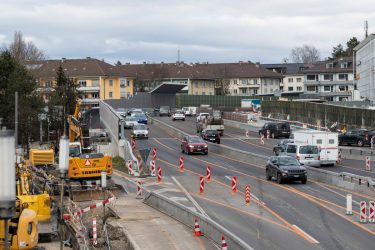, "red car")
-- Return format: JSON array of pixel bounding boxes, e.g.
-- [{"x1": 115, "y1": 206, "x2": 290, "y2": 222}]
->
[{"x1": 181, "y1": 135, "x2": 208, "y2": 155}]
